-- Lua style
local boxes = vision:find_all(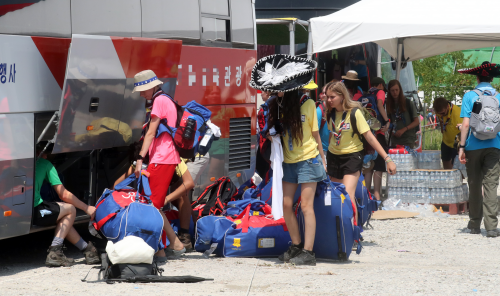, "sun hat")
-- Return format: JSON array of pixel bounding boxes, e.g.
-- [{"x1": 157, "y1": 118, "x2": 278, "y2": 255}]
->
[
  {"x1": 341, "y1": 70, "x2": 360, "y2": 81},
  {"x1": 303, "y1": 81, "x2": 318, "y2": 90},
  {"x1": 249, "y1": 54, "x2": 317, "y2": 92},
  {"x1": 132, "y1": 70, "x2": 163, "y2": 93},
  {"x1": 458, "y1": 61, "x2": 500, "y2": 77}
]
